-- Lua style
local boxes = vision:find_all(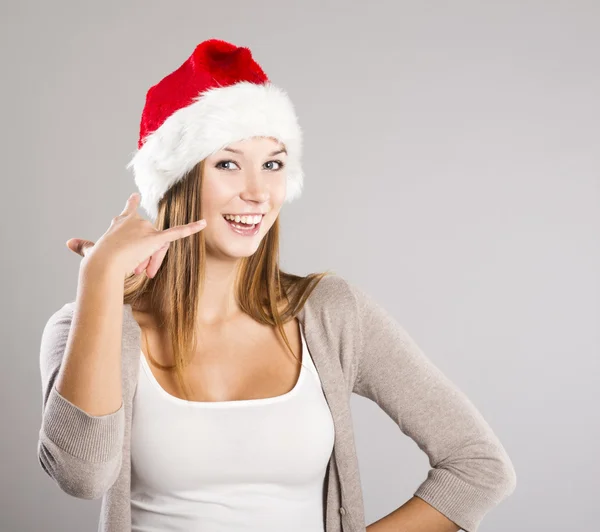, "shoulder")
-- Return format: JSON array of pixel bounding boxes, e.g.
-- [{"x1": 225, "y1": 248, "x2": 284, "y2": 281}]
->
[
  {"x1": 306, "y1": 274, "x2": 392, "y2": 329},
  {"x1": 304, "y1": 273, "x2": 361, "y2": 316},
  {"x1": 44, "y1": 301, "x2": 76, "y2": 328},
  {"x1": 314, "y1": 273, "x2": 362, "y2": 299}
]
